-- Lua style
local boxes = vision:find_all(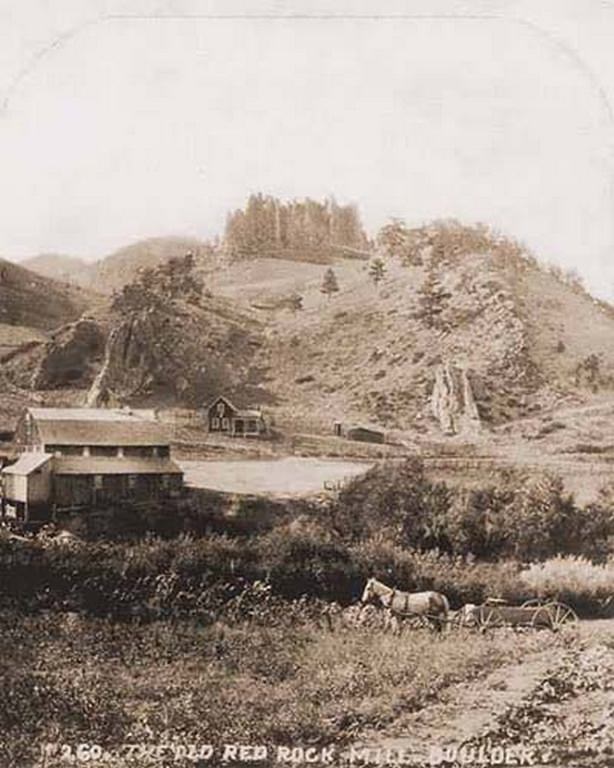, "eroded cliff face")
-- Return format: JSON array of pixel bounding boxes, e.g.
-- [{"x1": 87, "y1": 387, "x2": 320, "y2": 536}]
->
[
  {"x1": 431, "y1": 363, "x2": 481, "y2": 435},
  {"x1": 31, "y1": 319, "x2": 106, "y2": 389},
  {"x1": 86, "y1": 302, "x2": 263, "y2": 407}
]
